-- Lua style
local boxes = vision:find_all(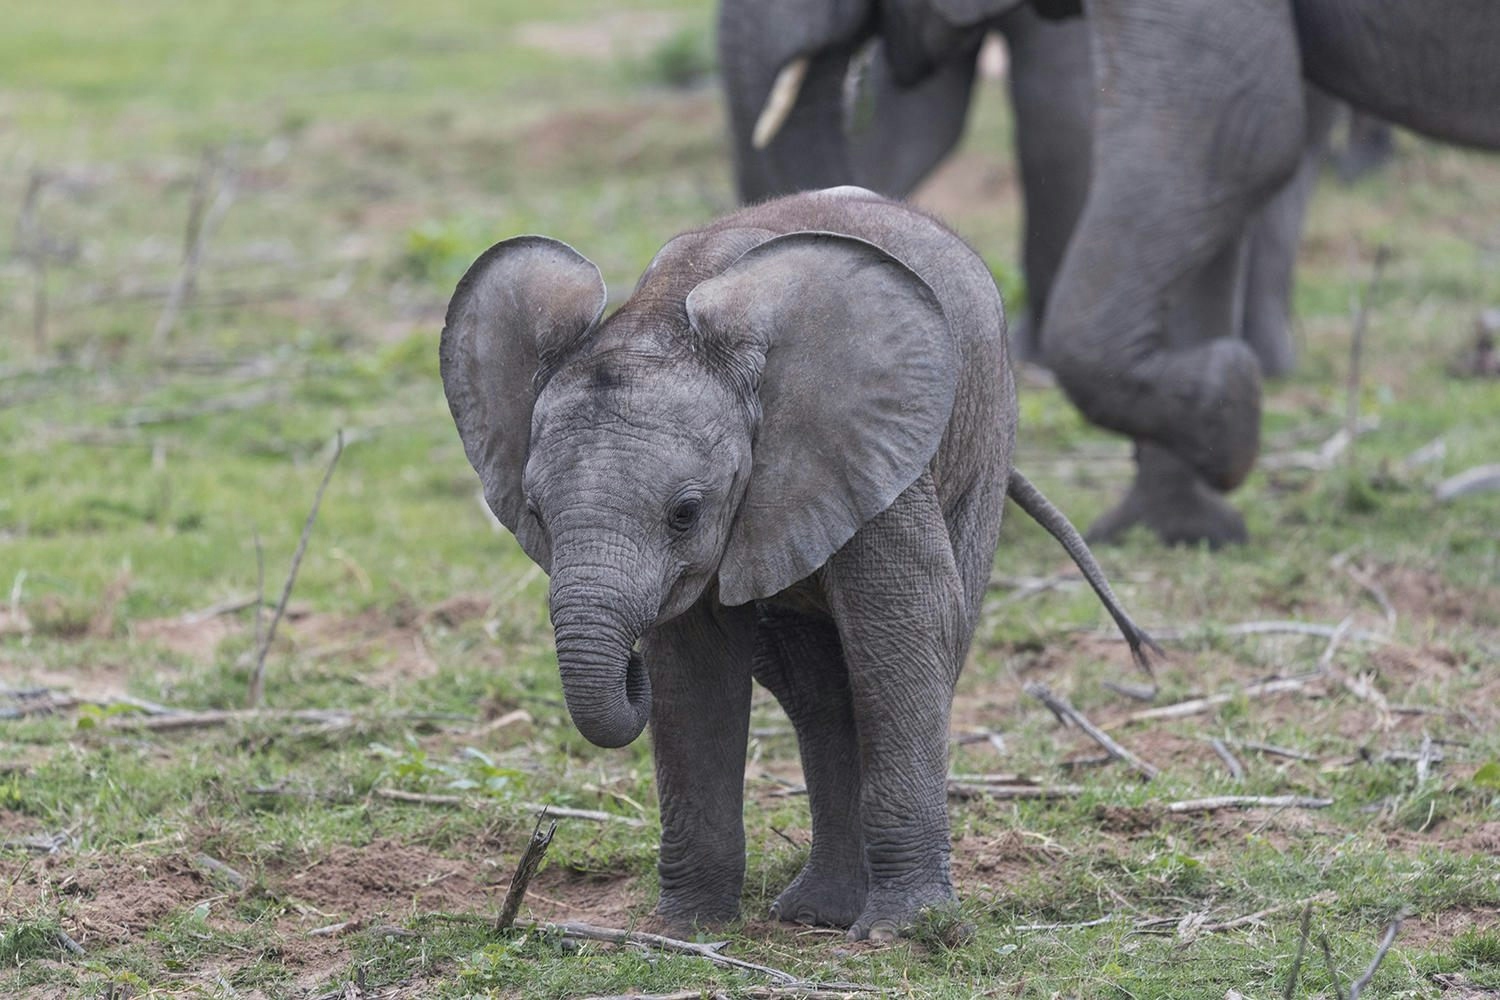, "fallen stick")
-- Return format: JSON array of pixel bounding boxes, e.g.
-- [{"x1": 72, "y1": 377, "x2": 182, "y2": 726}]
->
[
  {"x1": 306, "y1": 919, "x2": 361, "y2": 938},
  {"x1": 1025, "y1": 683, "x2": 1159, "y2": 780},
  {"x1": 1283, "y1": 903, "x2": 1314, "y2": 1000},
  {"x1": 1435, "y1": 464, "x2": 1500, "y2": 502},
  {"x1": 248, "y1": 429, "x2": 344, "y2": 708},
  {"x1": 372, "y1": 788, "x2": 645, "y2": 827},
  {"x1": 948, "y1": 782, "x2": 1084, "y2": 801},
  {"x1": 1013, "y1": 915, "x2": 1118, "y2": 933},
  {"x1": 1094, "y1": 620, "x2": 1390, "y2": 646},
  {"x1": 582, "y1": 990, "x2": 875, "y2": 1000},
  {"x1": 497, "y1": 814, "x2": 557, "y2": 932},
  {"x1": 154, "y1": 149, "x2": 238, "y2": 346},
  {"x1": 1166, "y1": 796, "x2": 1333, "y2": 814},
  {"x1": 1343, "y1": 246, "x2": 1390, "y2": 493},
  {"x1": 193, "y1": 853, "x2": 248, "y2": 891},
  {"x1": 1229, "y1": 739, "x2": 1318, "y2": 763},
  {"x1": 520, "y1": 920, "x2": 835, "y2": 988},
  {"x1": 54, "y1": 929, "x2": 85, "y2": 957},
  {"x1": 1348, "y1": 916, "x2": 1404, "y2": 1000},
  {"x1": 103, "y1": 708, "x2": 353, "y2": 732},
  {"x1": 1210, "y1": 739, "x2": 1245, "y2": 780},
  {"x1": 1125, "y1": 676, "x2": 1311, "y2": 723},
  {"x1": 1341, "y1": 562, "x2": 1397, "y2": 633}
]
